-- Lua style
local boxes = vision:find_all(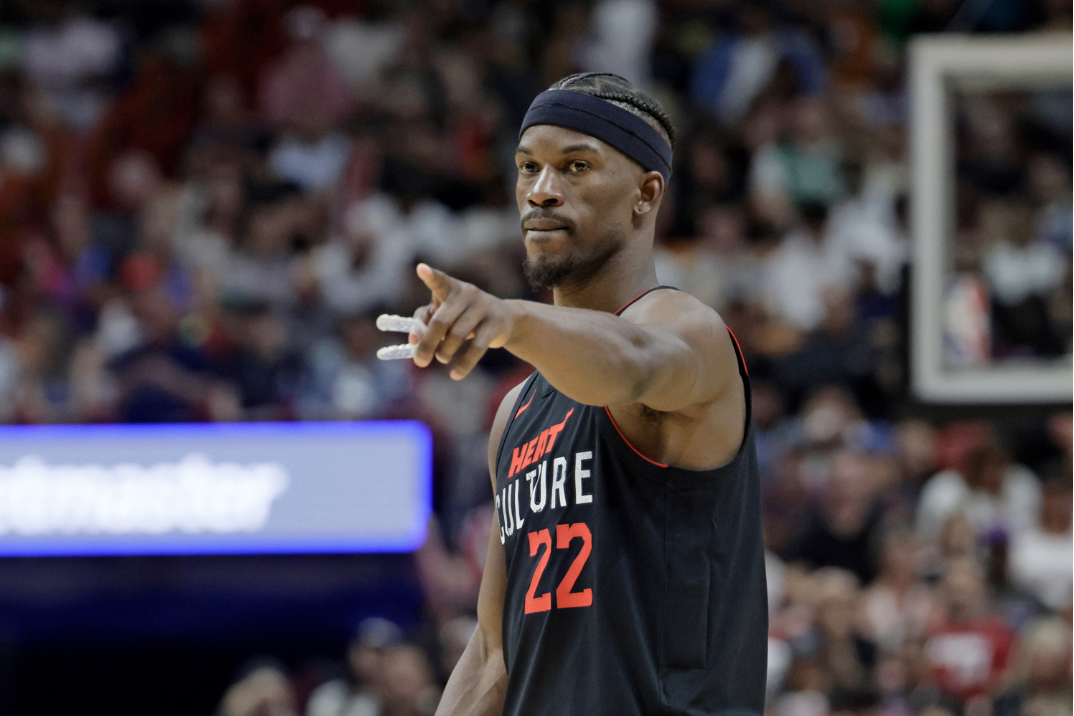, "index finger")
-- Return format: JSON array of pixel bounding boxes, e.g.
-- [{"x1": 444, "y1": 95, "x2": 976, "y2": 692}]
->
[{"x1": 417, "y1": 263, "x2": 456, "y2": 302}]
